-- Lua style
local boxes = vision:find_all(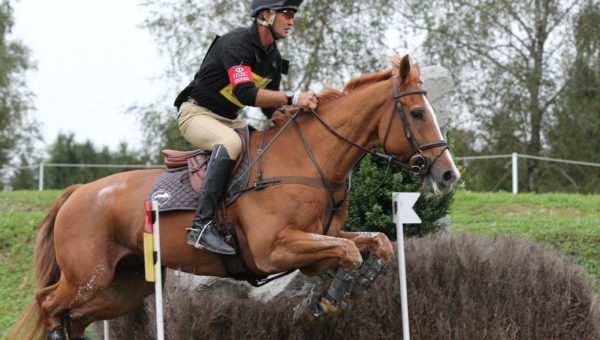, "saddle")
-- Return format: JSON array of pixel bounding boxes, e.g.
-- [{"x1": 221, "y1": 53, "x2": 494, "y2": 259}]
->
[
  {"x1": 151, "y1": 128, "x2": 265, "y2": 283},
  {"x1": 149, "y1": 126, "x2": 253, "y2": 214},
  {"x1": 162, "y1": 149, "x2": 210, "y2": 193}
]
